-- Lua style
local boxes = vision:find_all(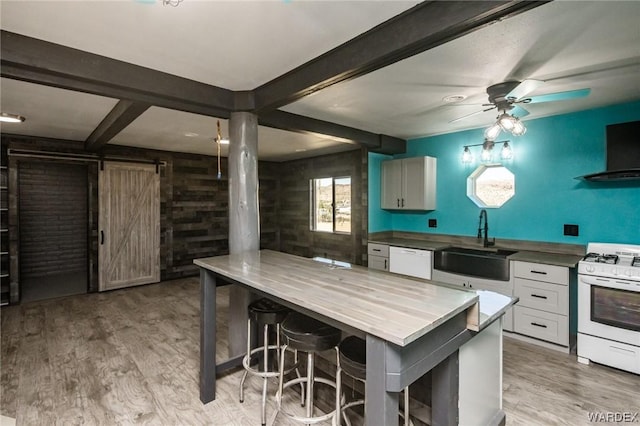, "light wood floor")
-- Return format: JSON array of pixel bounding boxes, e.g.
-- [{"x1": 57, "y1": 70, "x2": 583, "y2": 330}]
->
[{"x1": 1, "y1": 277, "x2": 638, "y2": 425}]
